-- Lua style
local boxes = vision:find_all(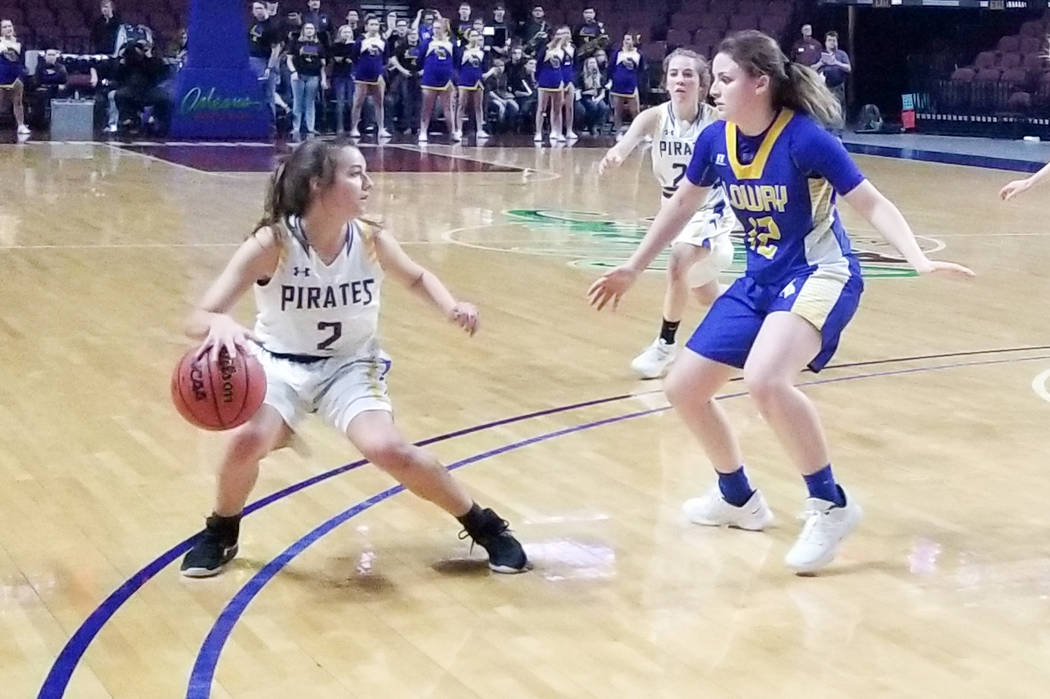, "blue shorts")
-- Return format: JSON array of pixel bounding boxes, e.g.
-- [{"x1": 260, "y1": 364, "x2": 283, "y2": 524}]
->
[{"x1": 685, "y1": 269, "x2": 863, "y2": 372}]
